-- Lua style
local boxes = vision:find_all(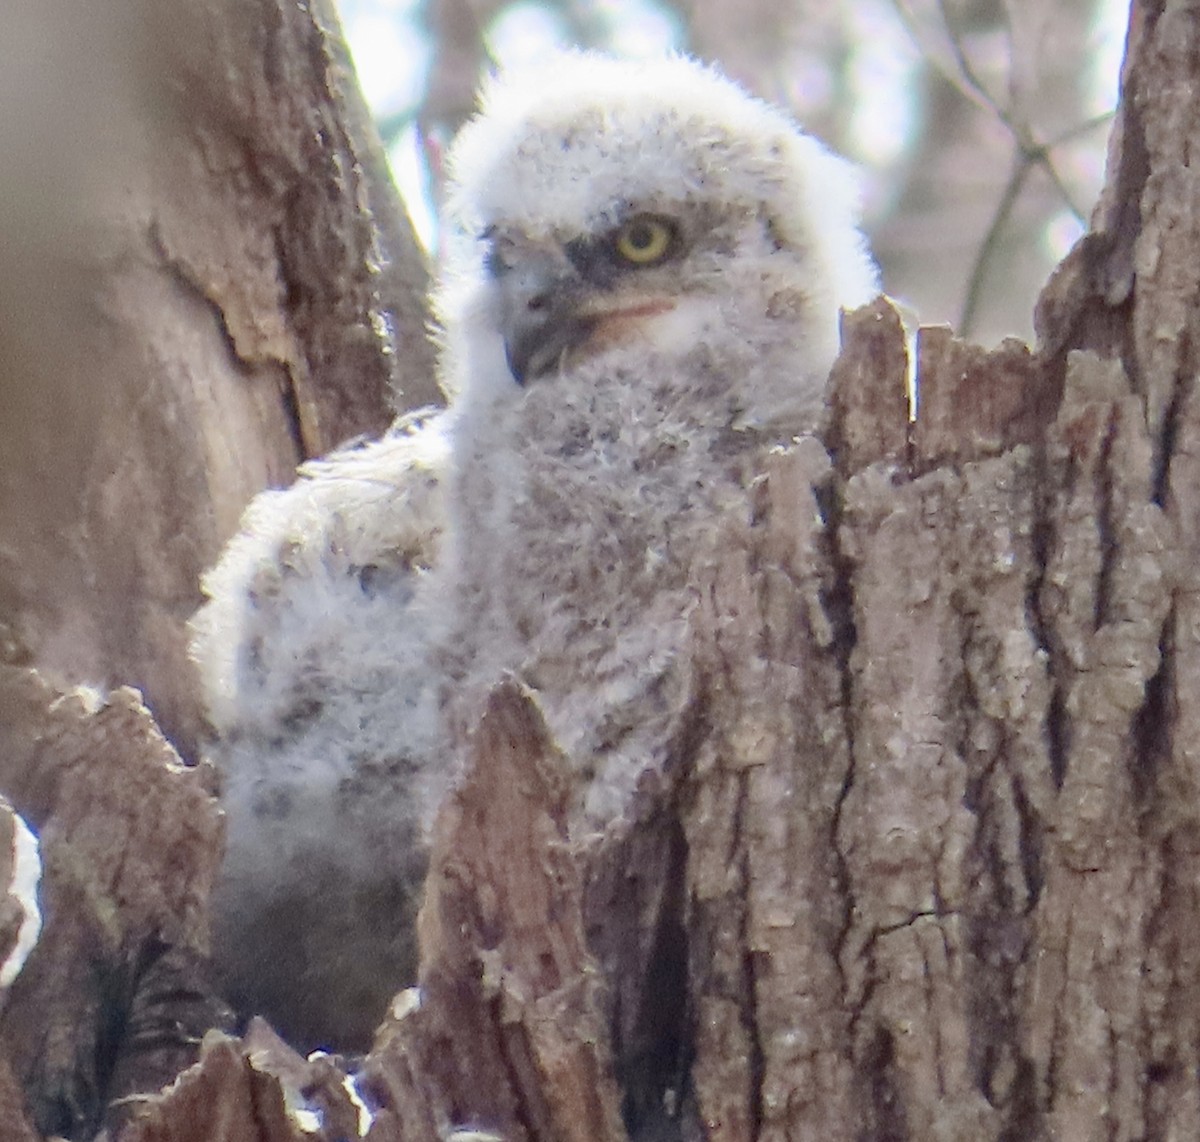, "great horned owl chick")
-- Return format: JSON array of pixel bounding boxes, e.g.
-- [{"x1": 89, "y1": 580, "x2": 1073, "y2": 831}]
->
[
  {"x1": 191, "y1": 412, "x2": 447, "y2": 1050},
  {"x1": 437, "y1": 51, "x2": 877, "y2": 825},
  {"x1": 192, "y1": 51, "x2": 877, "y2": 1051}
]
